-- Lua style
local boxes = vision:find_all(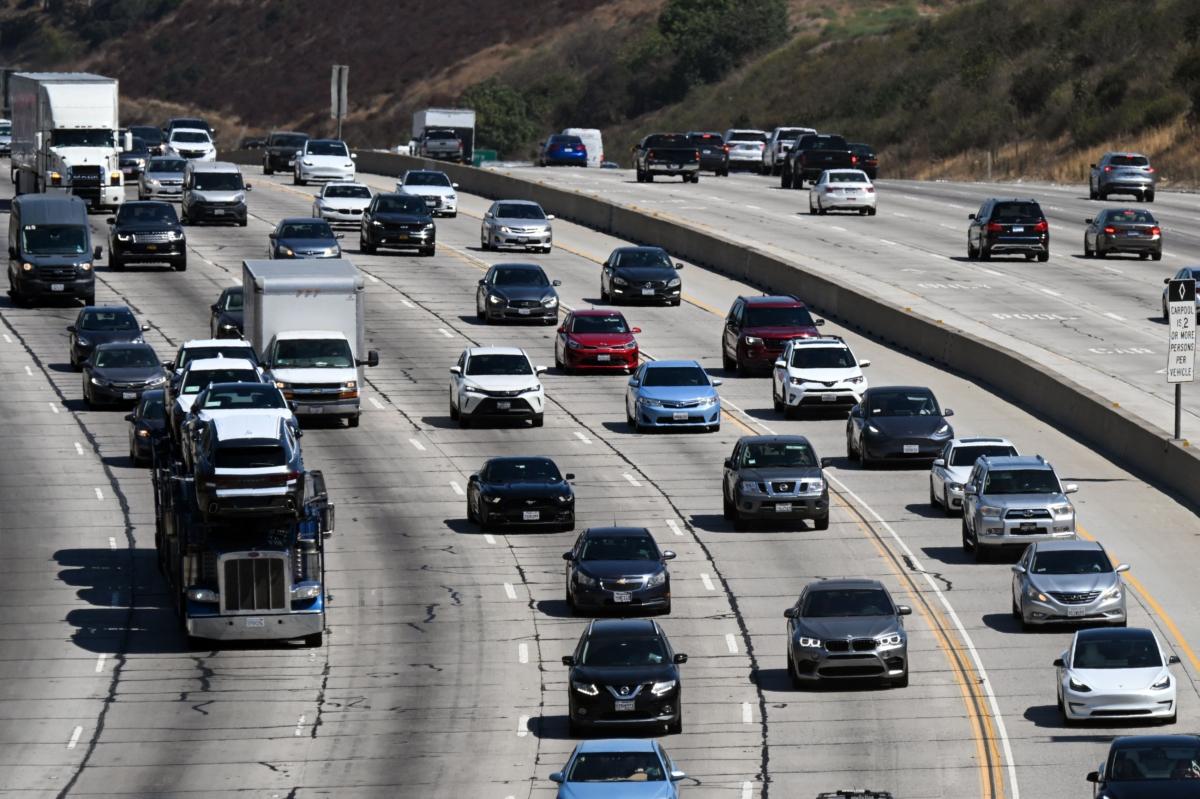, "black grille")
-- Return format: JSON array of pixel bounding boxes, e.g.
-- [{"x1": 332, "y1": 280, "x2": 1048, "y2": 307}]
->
[
  {"x1": 71, "y1": 165, "x2": 102, "y2": 186},
  {"x1": 661, "y1": 399, "x2": 700, "y2": 409},
  {"x1": 825, "y1": 640, "x2": 849, "y2": 653},
  {"x1": 38, "y1": 265, "x2": 75, "y2": 279},
  {"x1": 223, "y1": 556, "x2": 287, "y2": 611},
  {"x1": 852, "y1": 638, "x2": 876, "y2": 652},
  {"x1": 772, "y1": 481, "x2": 795, "y2": 493},
  {"x1": 639, "y1": 280, "x2": 667, "y2": 289},
  {"x1": 510, "y1": 299, "x2": 540, "y2": 308},
  {"x1": 479, "y1": 387, "x2": 526, "y2": 398},
  {"x1": 1005, "y1": 508, "x2": 1052, "y2": 520},
  {"x1": 600, "y1": 578, "x2": 645, "y2": 591},
  {"x1": 1048, "y1": 590, "x2": 1101, "y2": 604},
  {"x1": 818, "y1": 664, "x2": 885, "y2": 677}
]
